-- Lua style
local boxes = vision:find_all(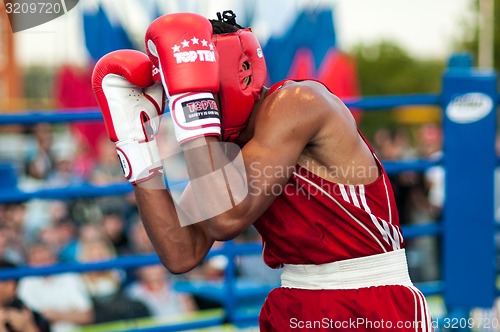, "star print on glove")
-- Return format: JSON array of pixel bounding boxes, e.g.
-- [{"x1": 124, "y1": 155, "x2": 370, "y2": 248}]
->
[{"x1": 171, "y1": 36, "x2": 216, "y2": 64}]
